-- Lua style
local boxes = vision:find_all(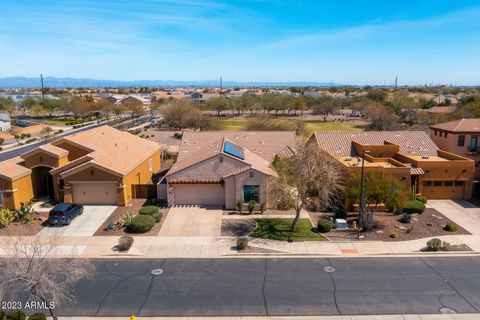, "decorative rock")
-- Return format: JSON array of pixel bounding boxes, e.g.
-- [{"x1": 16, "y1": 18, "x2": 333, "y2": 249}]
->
[
  {"x1": 359, "y1": 235, "x2": 364, "y2": 239},
  {"x1": 412, "y1": 217, "x2": 418, "y2": 222},
  {"x1": 376, "y1": 230, "x2": 384, "y2": 234},
  {"x1": 395, "y1": 225, "x2": 408, "y2": 231}
]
